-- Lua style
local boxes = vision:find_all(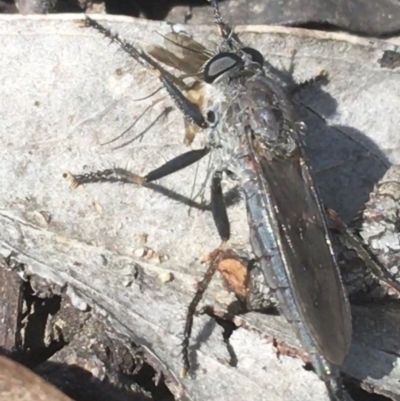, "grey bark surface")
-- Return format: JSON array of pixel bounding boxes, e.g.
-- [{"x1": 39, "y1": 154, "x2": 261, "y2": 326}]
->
[
  {"x1": 1, "y1": 14, "x2": 400, "y2": 401},
  {"x1": 168, "y1": 0, "x2": 400, "y2": 37}
]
